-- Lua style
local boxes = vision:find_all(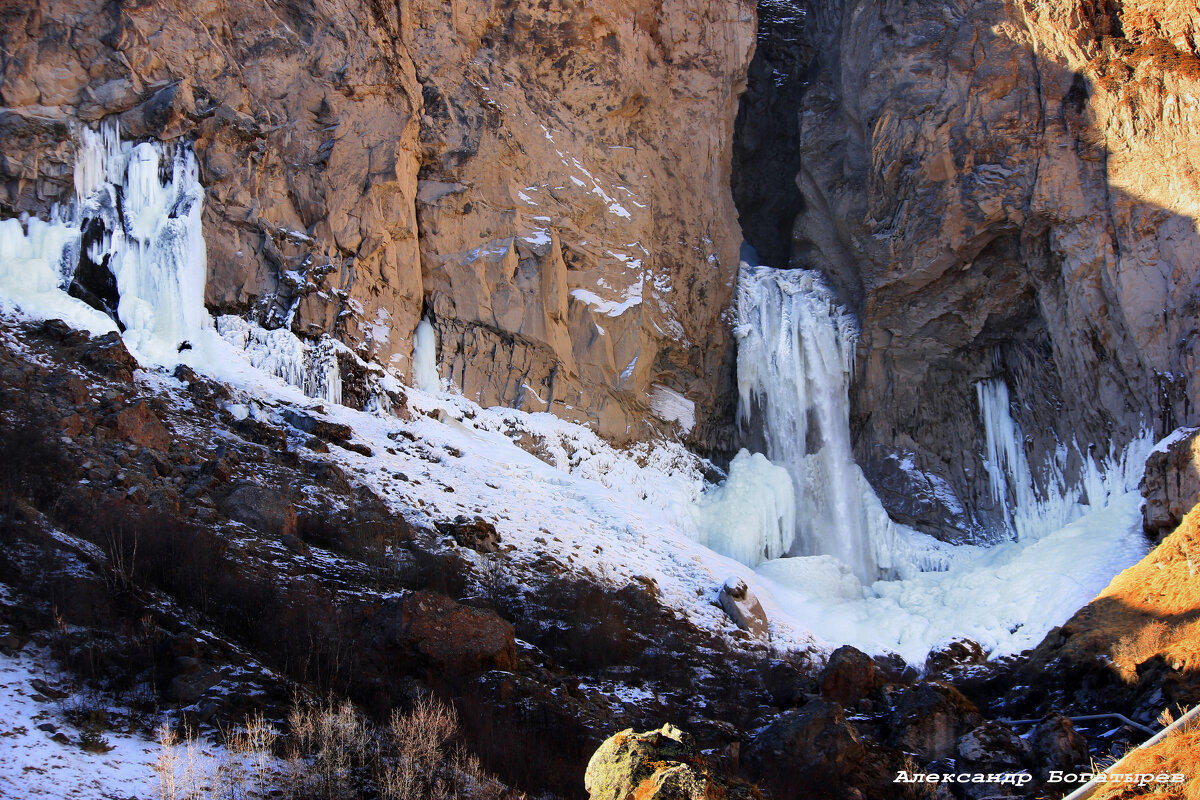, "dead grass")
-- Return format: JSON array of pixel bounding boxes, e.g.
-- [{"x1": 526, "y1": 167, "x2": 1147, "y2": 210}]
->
[
  {"x1": 1090, "y1": 712, "x2": 1200, "y2": 800},
  {"x1": 1041, "y1": 504, "x2": 1200, "y2": 678},
  {"x1": 154, "y1": 713, "x2": 279, "y2": 800}
]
